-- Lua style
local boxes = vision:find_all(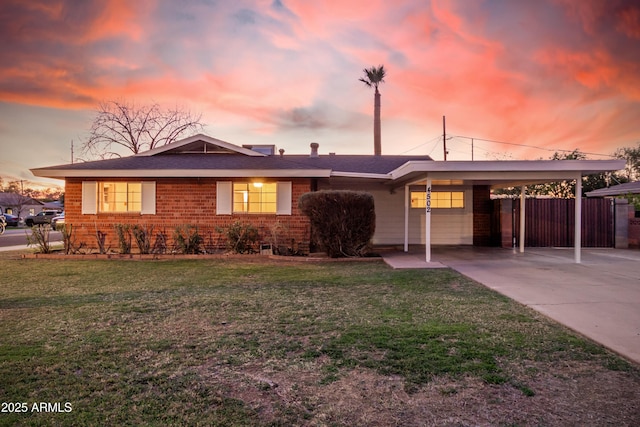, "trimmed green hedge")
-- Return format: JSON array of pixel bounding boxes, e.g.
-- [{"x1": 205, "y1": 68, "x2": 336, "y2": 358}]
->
[{"x1": 298, "y1": 190, "x2": 375, "y2": 257}]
